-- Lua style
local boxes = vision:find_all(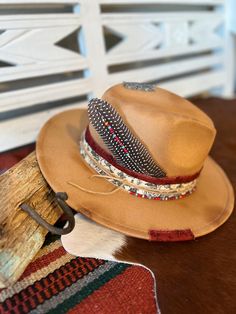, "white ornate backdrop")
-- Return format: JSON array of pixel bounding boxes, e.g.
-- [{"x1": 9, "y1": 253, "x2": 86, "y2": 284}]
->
[{"x1": 0, "y1": 0, "x2": 234, "y2": 152}]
